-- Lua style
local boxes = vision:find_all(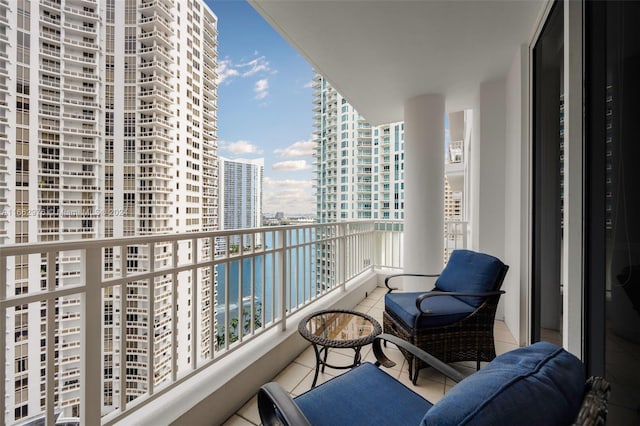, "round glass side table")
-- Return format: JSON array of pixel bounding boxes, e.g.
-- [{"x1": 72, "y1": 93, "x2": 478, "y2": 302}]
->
[{"x1": 298, "y1": 309, "x2": 382, "y2": 387}]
